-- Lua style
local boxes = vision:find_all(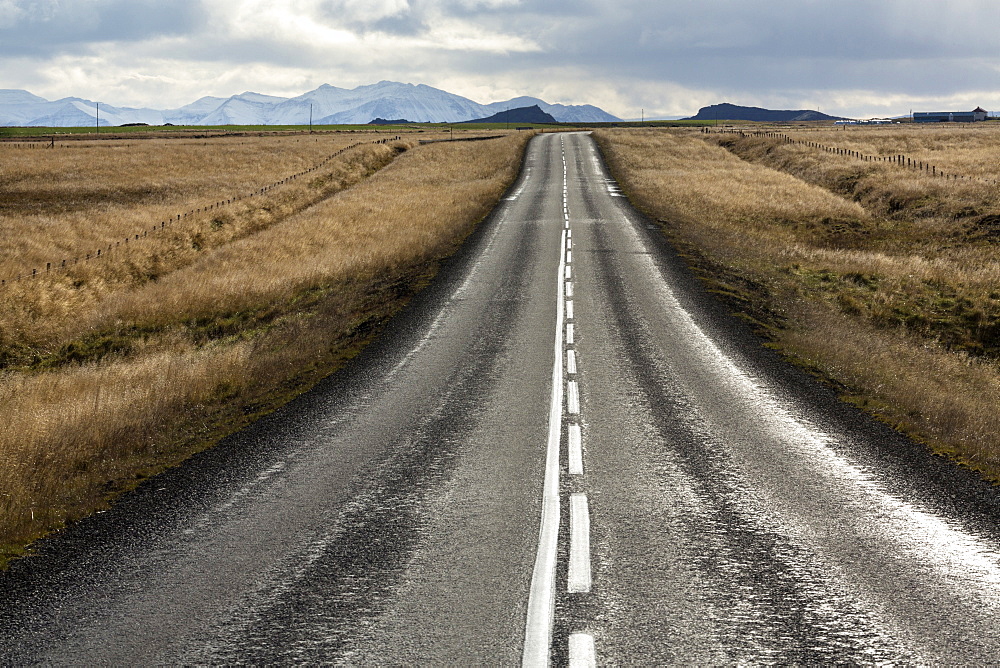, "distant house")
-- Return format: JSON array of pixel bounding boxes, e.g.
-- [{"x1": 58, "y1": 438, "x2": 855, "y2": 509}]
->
[{"x1": 913, "y1": 107, "x2": 988, "y2": 123}]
